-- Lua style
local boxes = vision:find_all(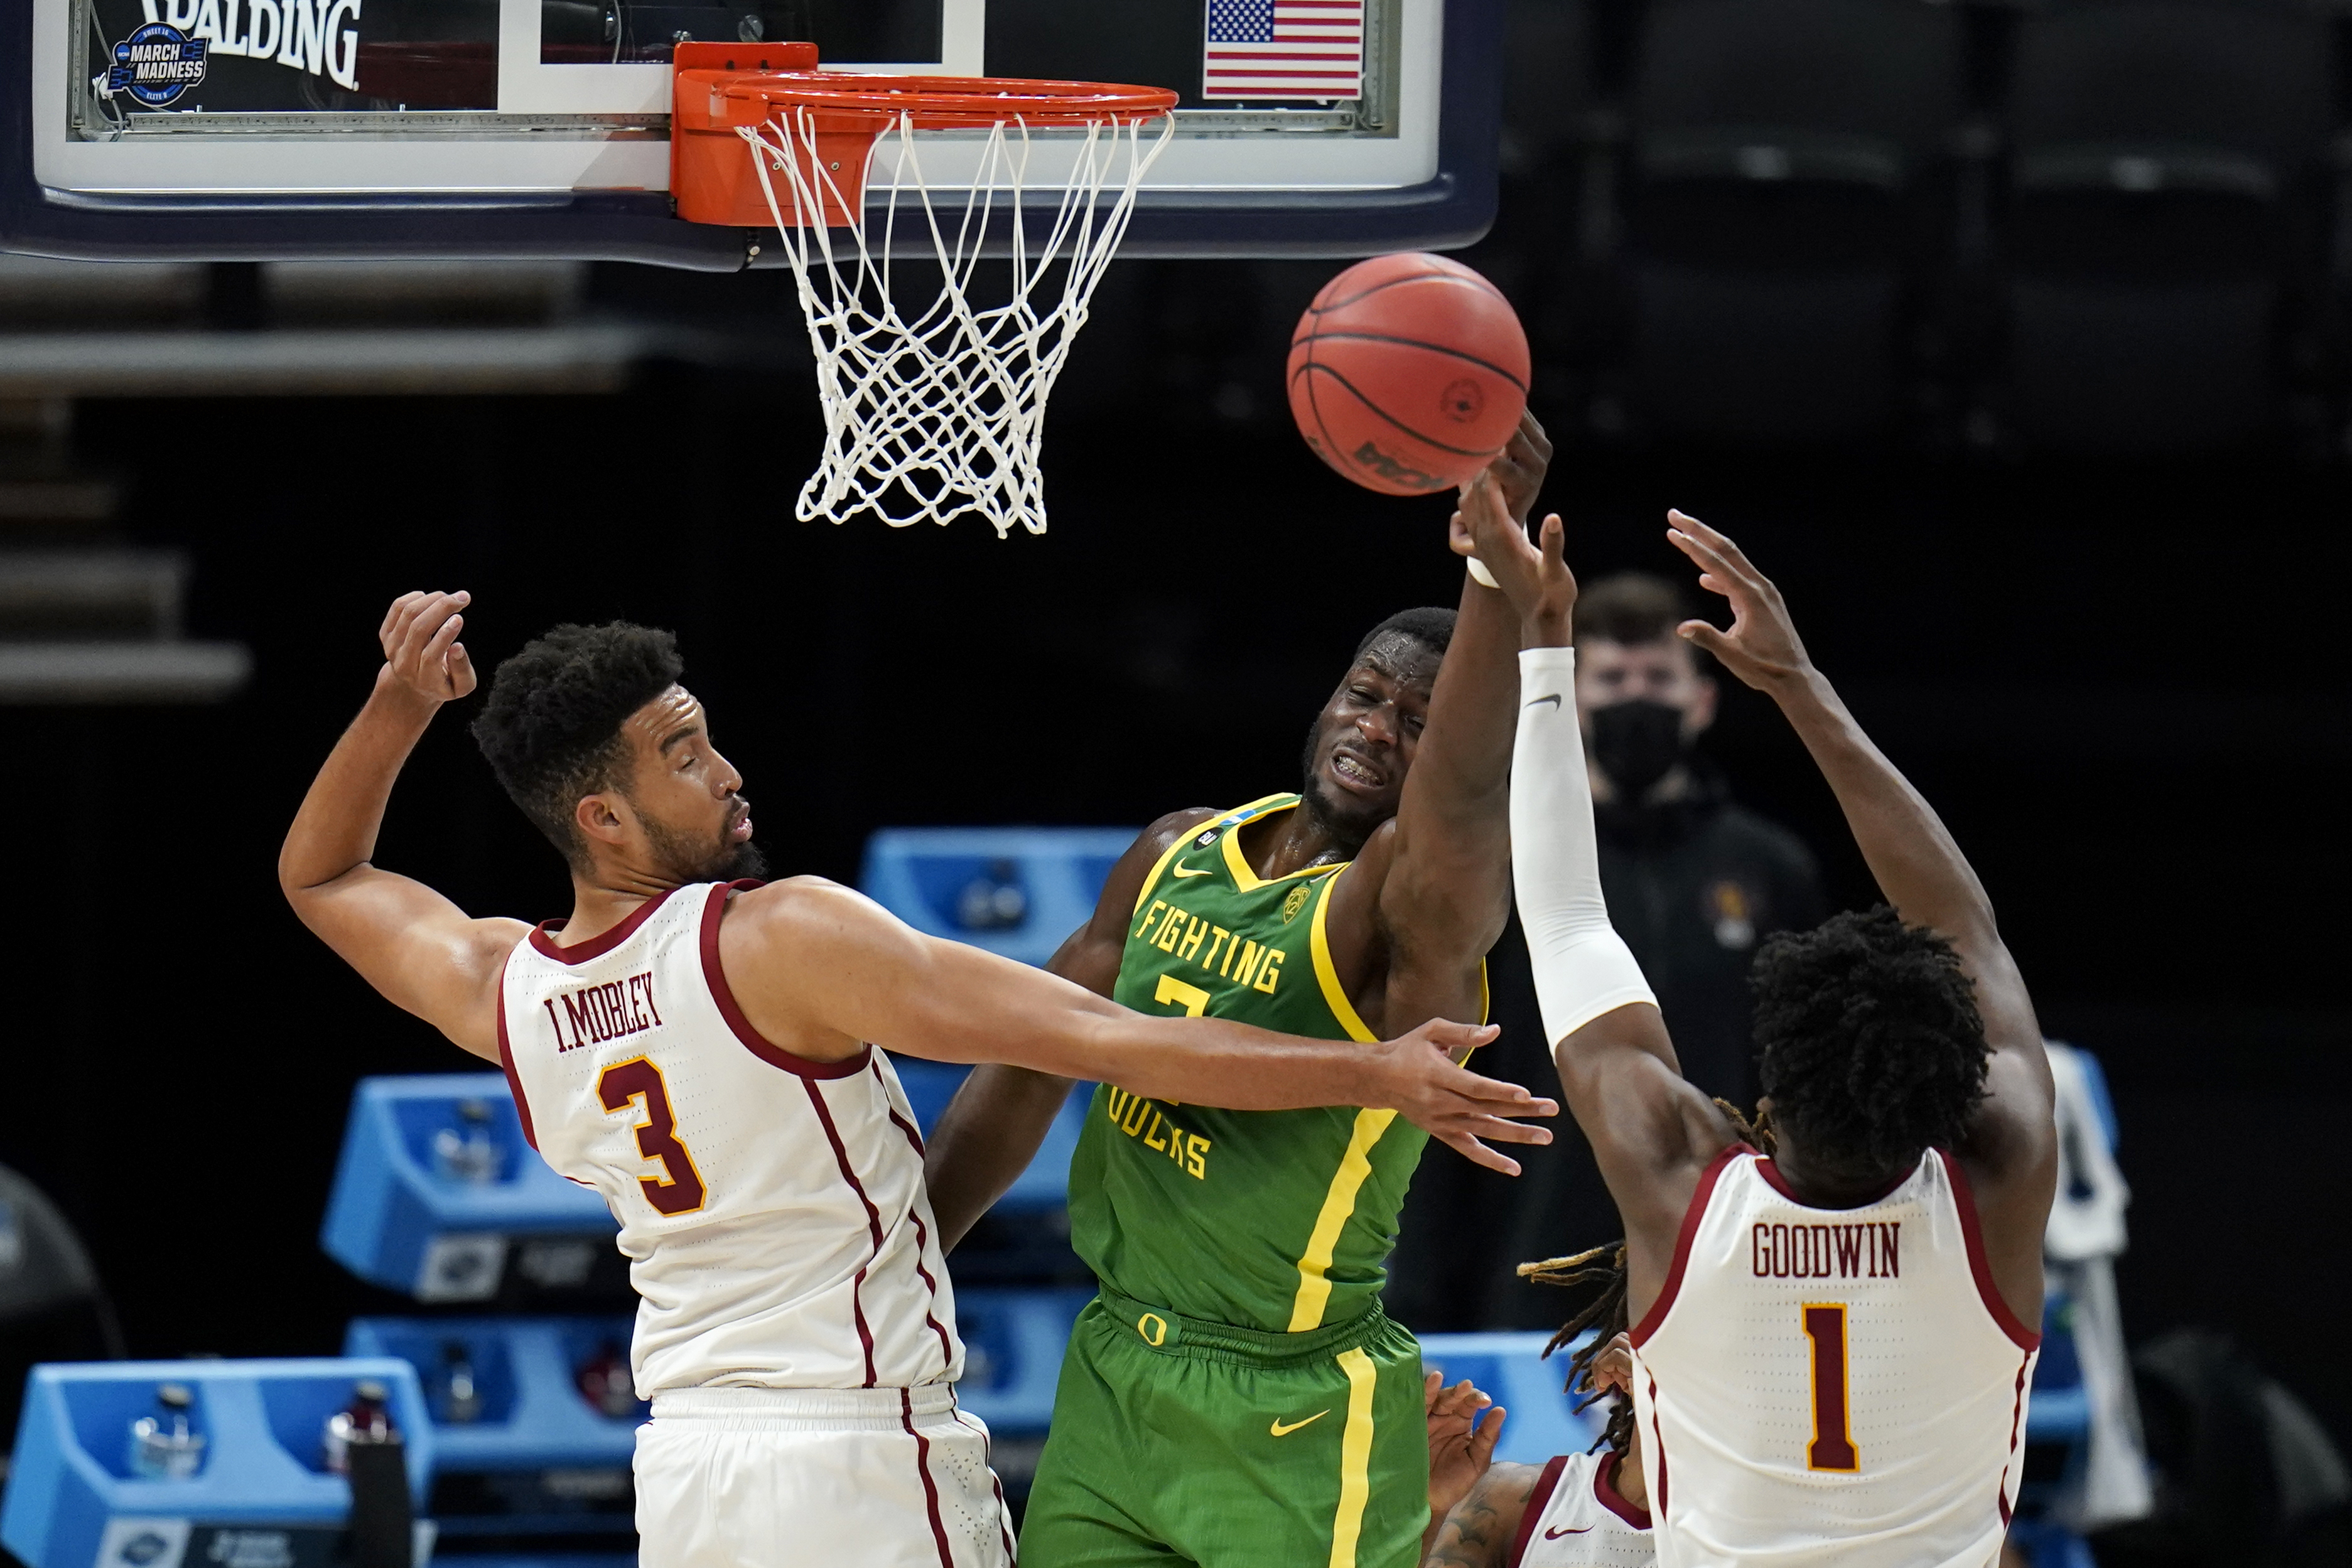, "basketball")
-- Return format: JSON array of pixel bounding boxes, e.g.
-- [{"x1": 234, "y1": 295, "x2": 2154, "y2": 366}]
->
[{"x1": 1287, "y1": 252, "x2": 1532, "y2": 497}]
